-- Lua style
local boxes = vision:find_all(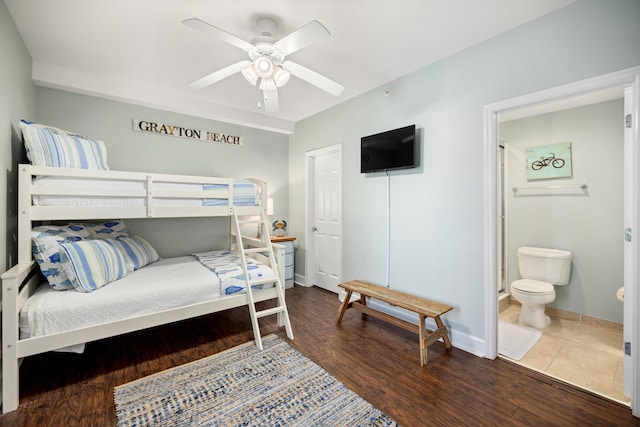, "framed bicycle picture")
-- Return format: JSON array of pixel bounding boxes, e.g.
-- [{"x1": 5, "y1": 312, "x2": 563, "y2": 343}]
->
[{"x1": 526, "y1": 142, "x2": 572, "y2": 180}]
